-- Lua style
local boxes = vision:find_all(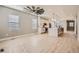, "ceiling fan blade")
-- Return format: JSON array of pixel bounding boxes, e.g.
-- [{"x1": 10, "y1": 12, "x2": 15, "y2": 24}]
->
[
  {"x1": 36, "y1": 7, "x2": 40, "y2": 10},
  {"x1": 36, "y1": 8, "x2": 44, "y2": 15},
  {"x1": 31, "y1": 6, "x2": 36, "y2": 12},
  {"x1": 27, "y1": 6, "x2": 32, "y2": 10},
  {"x1": 32, "y1": 6, "x2": 35, "y2": 10}
]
